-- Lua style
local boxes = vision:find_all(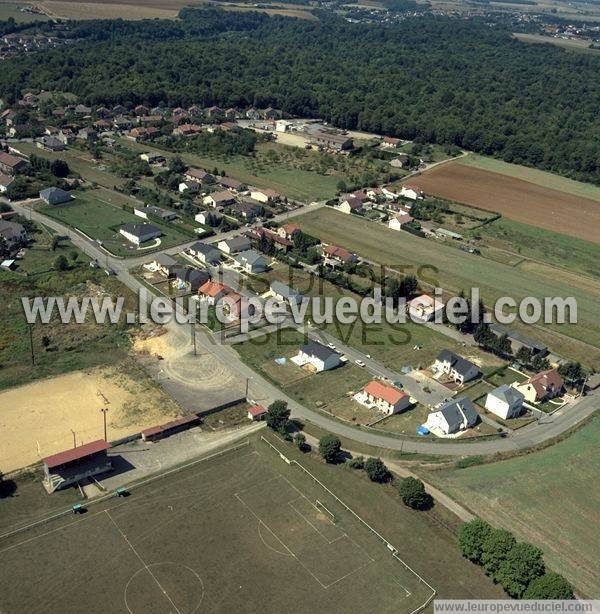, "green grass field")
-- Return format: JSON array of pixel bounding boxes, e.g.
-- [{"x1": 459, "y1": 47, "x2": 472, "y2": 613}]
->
[
  {"x1": 477, "y1": 217, "x2": 600, "y2": 278},
  {"x1": 0, "y1": 435, "x2": 504, "y2": 611},
  {"x1": 0, "y1": 3, "x2": 49, "y2": 21},
  {"x1": 38, "y1": 188, "x2": 190, "y2": 256},
  {"x1": 420, "y1": 415, "x2": 600, "y2": 597},
  {"x1": 296, "y1": 208, "x2": 600, "y2": 367},
  {"x1": 13, "y1": 142, "x2": 125, "y2": 190},
  {"x1": 0, "y1": 225, "x2": 134, "y2": 390},
  {"x1": 459, "y1": 153, "x2": 600, "y2": 203},
  {"x1": 118, "y1": 139, "x2": 341, "y2": 202}
]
